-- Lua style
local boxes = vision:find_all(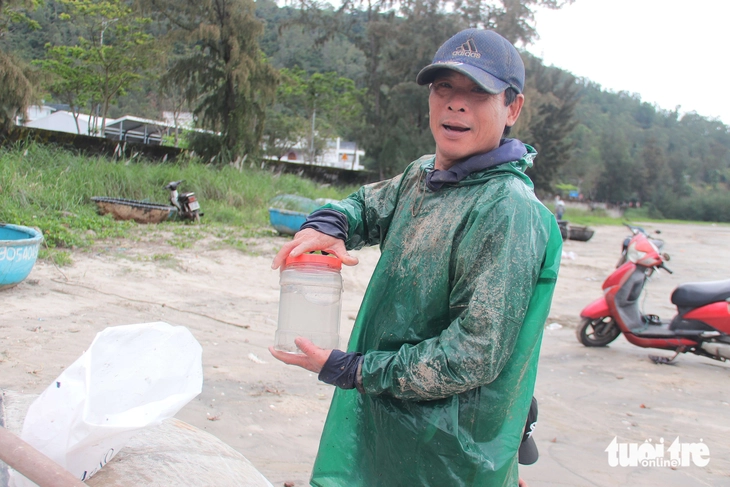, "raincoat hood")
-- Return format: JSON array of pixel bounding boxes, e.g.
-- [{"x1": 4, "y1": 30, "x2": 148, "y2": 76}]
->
[{"x1": 425, "y1": 138, "x2": 534, "y2": 191}]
